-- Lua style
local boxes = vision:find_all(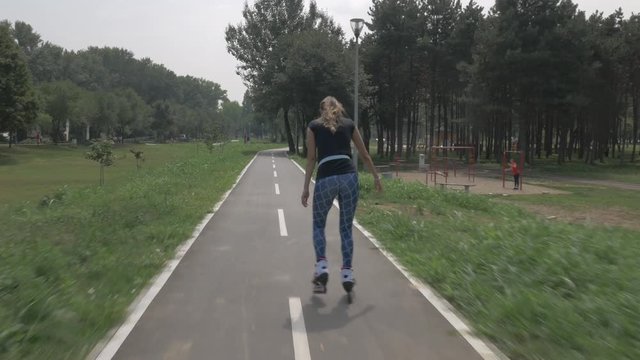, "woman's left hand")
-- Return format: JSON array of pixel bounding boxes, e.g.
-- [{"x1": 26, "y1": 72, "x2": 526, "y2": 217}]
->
[{"x1": 301, "y1": 189, "x2": 310, "y2": 207}]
